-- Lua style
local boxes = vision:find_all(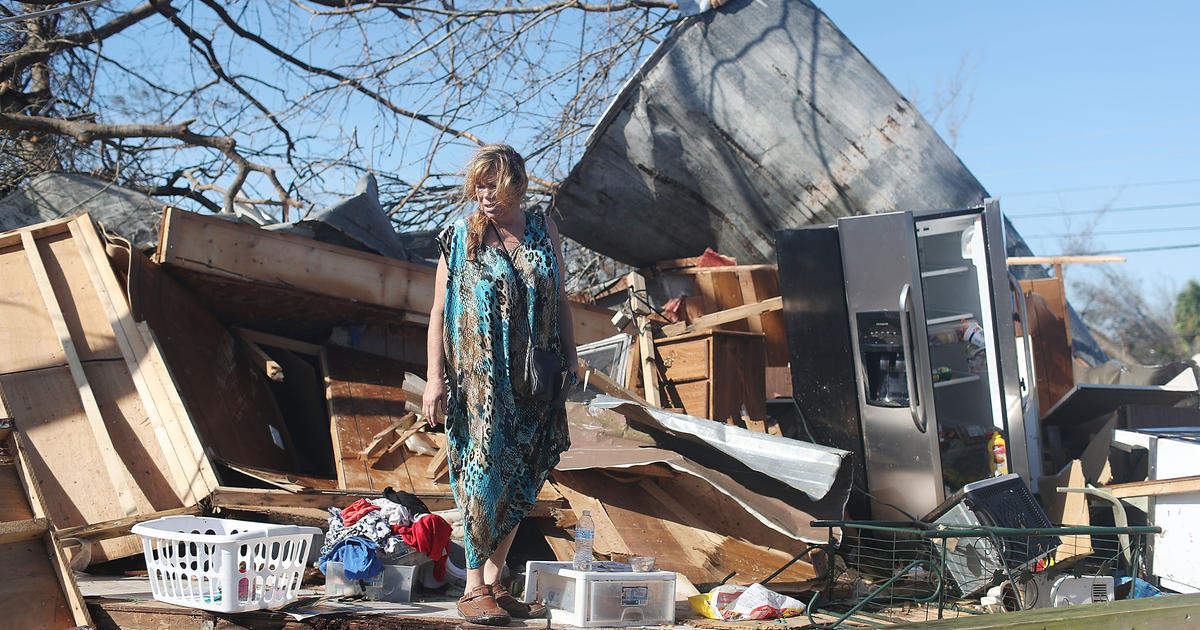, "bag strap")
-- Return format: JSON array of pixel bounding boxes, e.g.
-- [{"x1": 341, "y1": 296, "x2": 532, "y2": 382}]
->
[{"x1": 489, "y1": 221, "x2": 516, "y2": 264}]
